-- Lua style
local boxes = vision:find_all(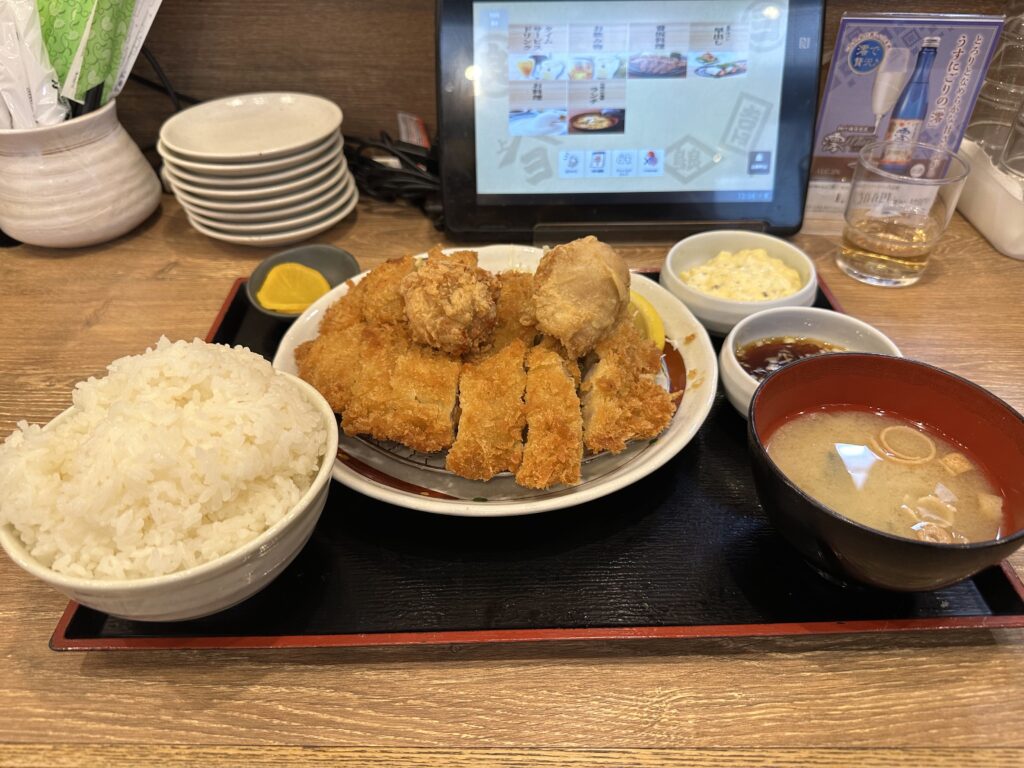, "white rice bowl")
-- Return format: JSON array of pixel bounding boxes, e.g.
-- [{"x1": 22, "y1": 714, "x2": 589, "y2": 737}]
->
[{"x1": 0, "y1": 337, "x2": 329, "y2": 581}]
